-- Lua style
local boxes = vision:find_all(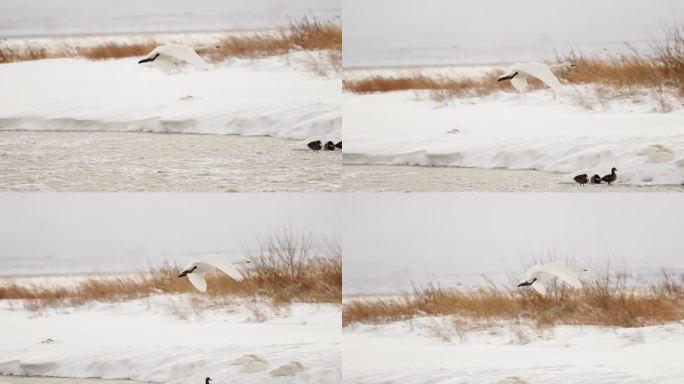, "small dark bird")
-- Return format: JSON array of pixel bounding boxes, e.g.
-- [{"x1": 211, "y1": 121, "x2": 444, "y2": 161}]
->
[
  {"x1": 307, "y1": 140, "x2": 322, "y2": 151},
  {"x1": 573, "y1": 174, "x2": 588, "y2": 186},
  {"x1": 601, "y1": 167, "x2": 618, "y2": 185},
  {"x1": 335, "y1": 141, "x2": 342, "y2": 149},
  {"x1": 324, "y1": 141, "x2": 336, "y2": 151},
  {"x1": 205, "y1": 378, "x2": 212, "y2": 384},
  {"x1": 590, "y1": 174, "x2": 602, "y2": 184}
]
